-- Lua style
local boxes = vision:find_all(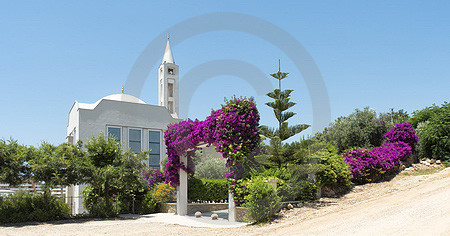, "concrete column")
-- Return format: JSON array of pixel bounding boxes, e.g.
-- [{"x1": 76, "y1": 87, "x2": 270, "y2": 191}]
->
[
  {"x1": 176, "y1": 154, "x2": 188, "y2": 216},
  {"x1": 228, "y1": 191, "x2": 236, "y2": 222}
]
